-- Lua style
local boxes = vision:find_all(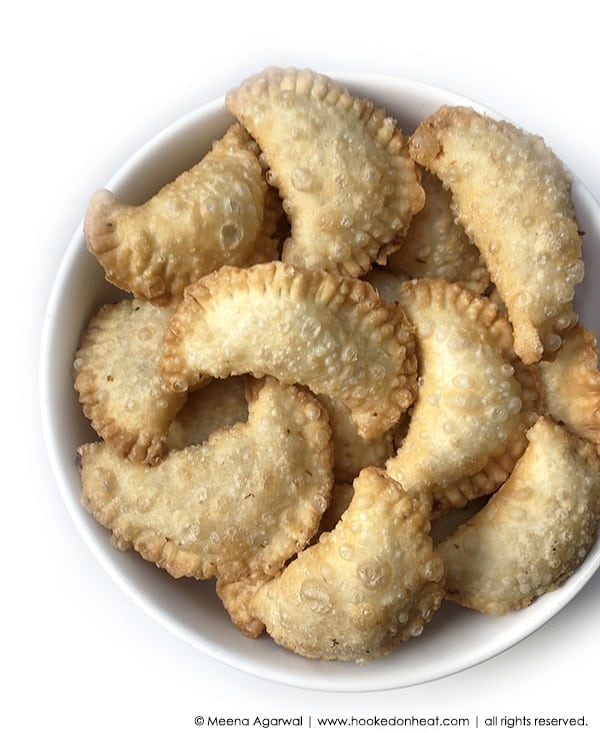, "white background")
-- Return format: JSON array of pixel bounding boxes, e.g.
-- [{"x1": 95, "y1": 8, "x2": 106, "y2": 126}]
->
[{"x1": 6, "y1": 0, "x2": 600, "y2": 730}]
